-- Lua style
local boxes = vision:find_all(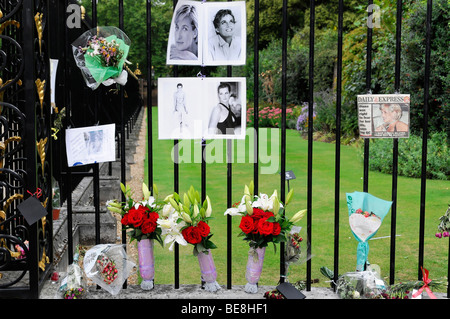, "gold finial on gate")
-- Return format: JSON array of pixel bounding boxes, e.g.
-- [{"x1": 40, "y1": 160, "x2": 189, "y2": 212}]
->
[
  {"x1": 36, "y1": 137, "x2": 47, "y2": 175},
  {"x1": 35, "y1": 78, "x2": 45, "y2": 116},
  {"x1": 80, "y1": 6, "x2": 86, "y2": 20},
  {"x1": 34, "y1": 12, "x2": 43, "y2": 55}
]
